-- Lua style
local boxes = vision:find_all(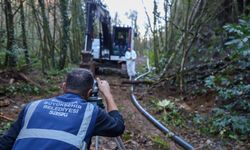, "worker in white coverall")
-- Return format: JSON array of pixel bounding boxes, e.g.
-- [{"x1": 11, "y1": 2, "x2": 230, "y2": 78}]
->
[{"x1": 125, "y1": 47, "x2": 137, "y2": 80}]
